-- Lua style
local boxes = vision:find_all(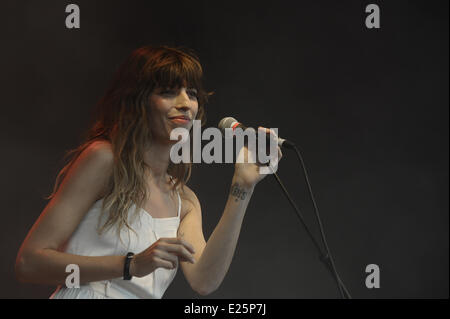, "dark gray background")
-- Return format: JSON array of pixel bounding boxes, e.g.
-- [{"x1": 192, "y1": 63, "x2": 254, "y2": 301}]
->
[{"x1": 1, "y1": 0, "x2": 448, "y2": 299}]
